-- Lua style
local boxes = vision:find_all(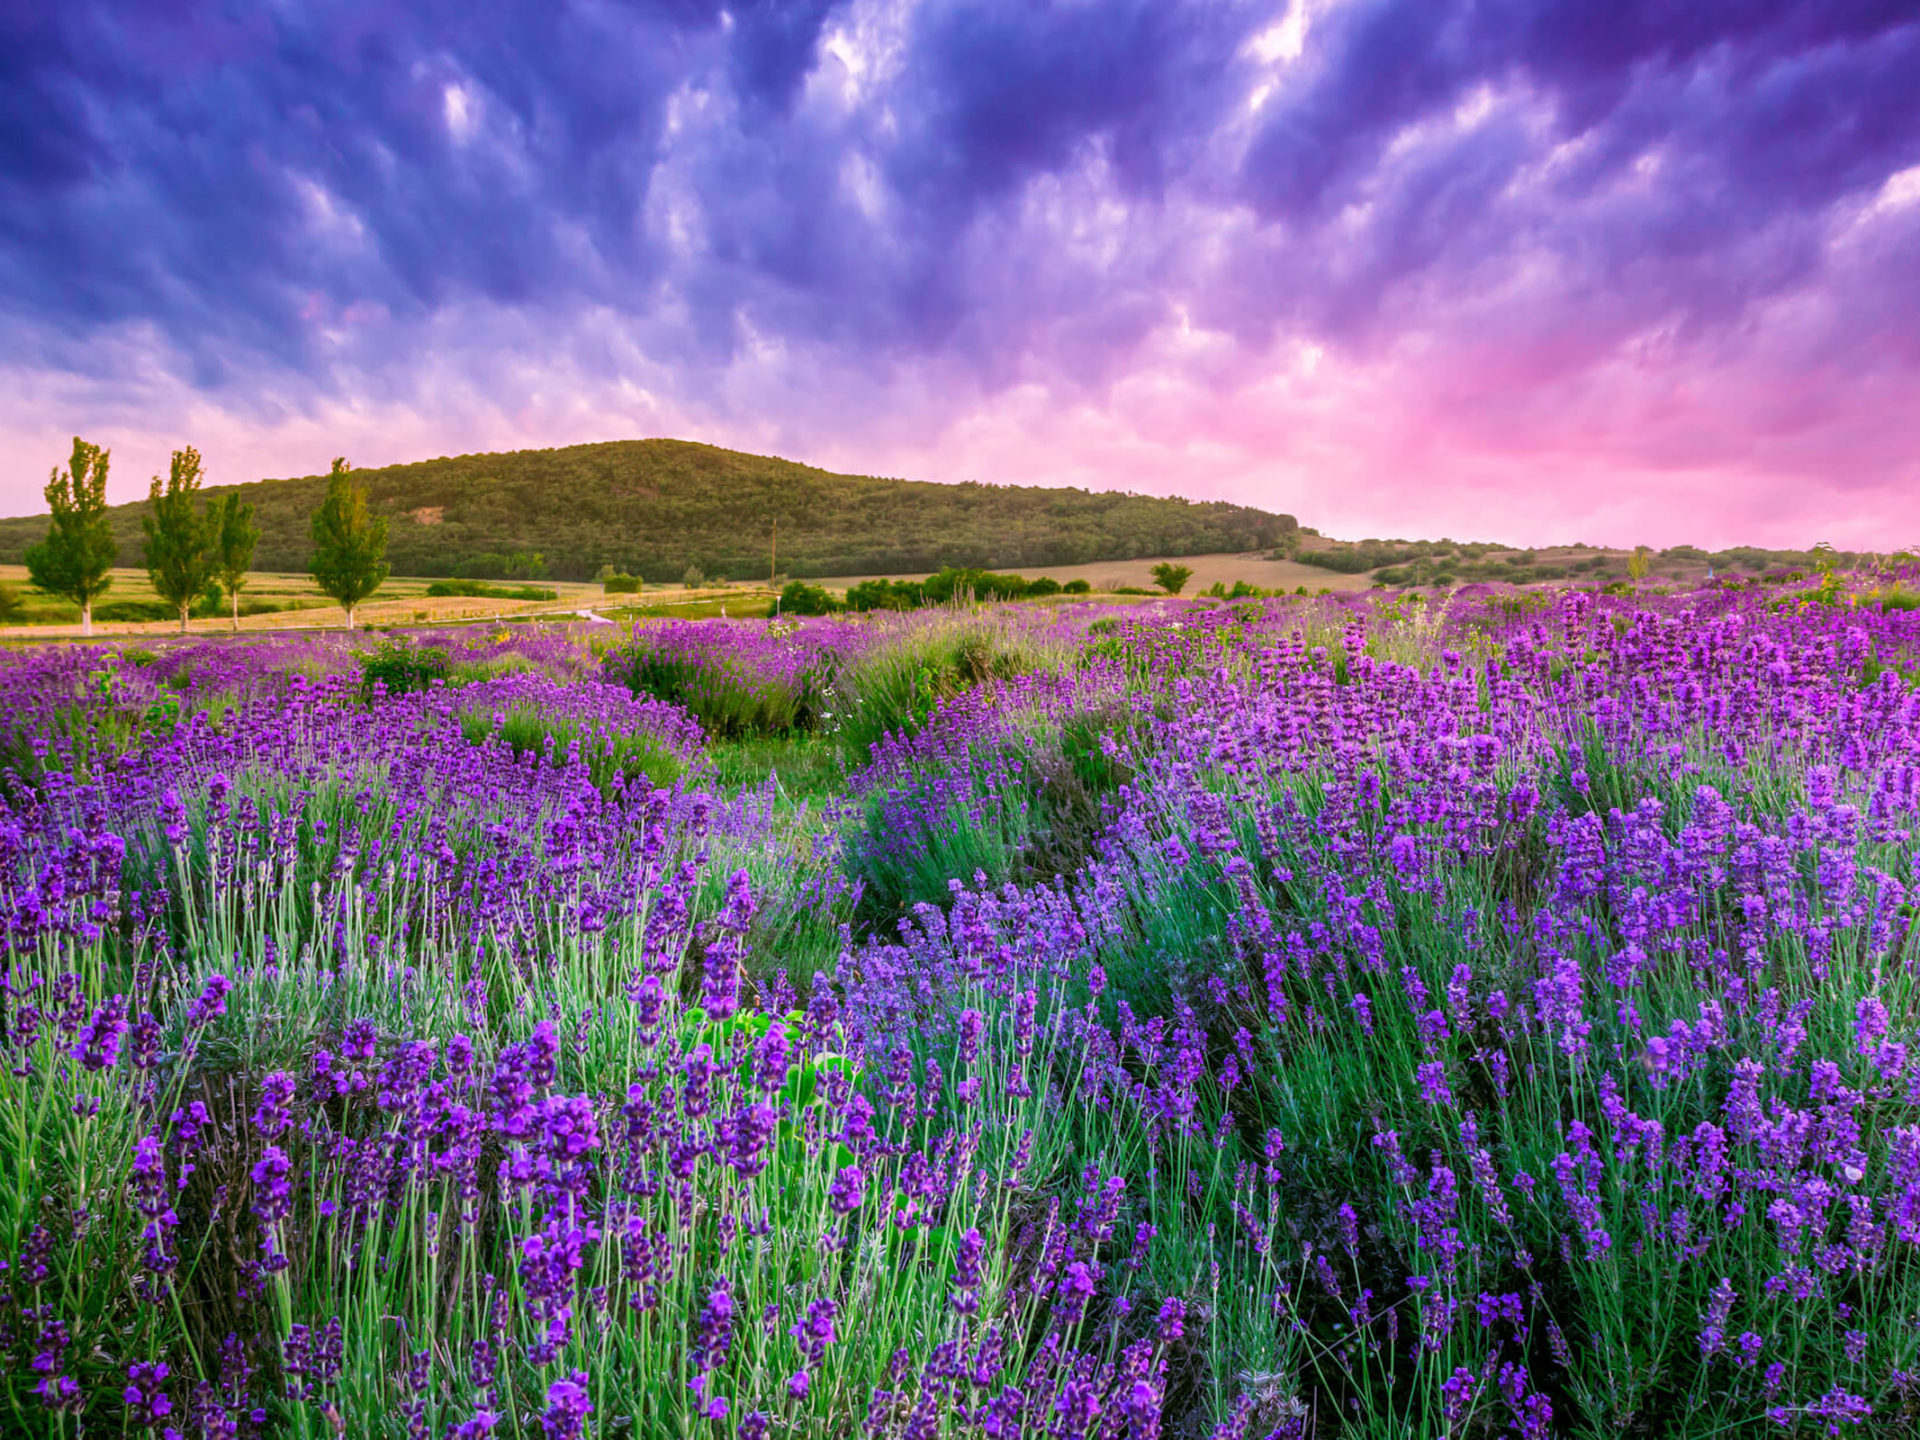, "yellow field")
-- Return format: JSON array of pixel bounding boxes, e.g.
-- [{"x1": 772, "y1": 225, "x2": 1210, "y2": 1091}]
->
[
  {"x1": 0, "y1": 565, "x2": 785, "y2": 639},
  {"x1": 806, "y1": 551, "x2": 1375, "y2": 594}
]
